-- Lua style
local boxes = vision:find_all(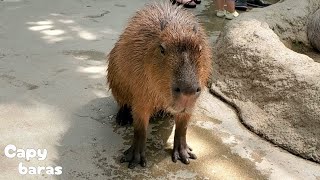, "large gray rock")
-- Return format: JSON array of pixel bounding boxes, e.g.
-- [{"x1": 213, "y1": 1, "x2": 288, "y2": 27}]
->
[
  {"x1": 212, "y1": 0, "x2": 320, "y2": 162},
  {"x1": 308, "y1": 9, "x2": 320, "y2": 51},
  {"x1": 234, "y1": 0, "x2": 320, "y2": 47}
]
